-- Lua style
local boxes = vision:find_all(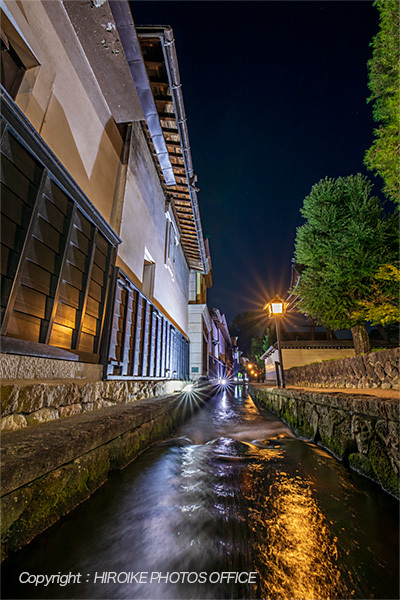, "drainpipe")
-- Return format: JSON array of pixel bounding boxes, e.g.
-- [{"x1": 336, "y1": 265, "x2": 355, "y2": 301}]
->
[{"x1": 108, "y1": 1, "x2": 176, "y2": 186}]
